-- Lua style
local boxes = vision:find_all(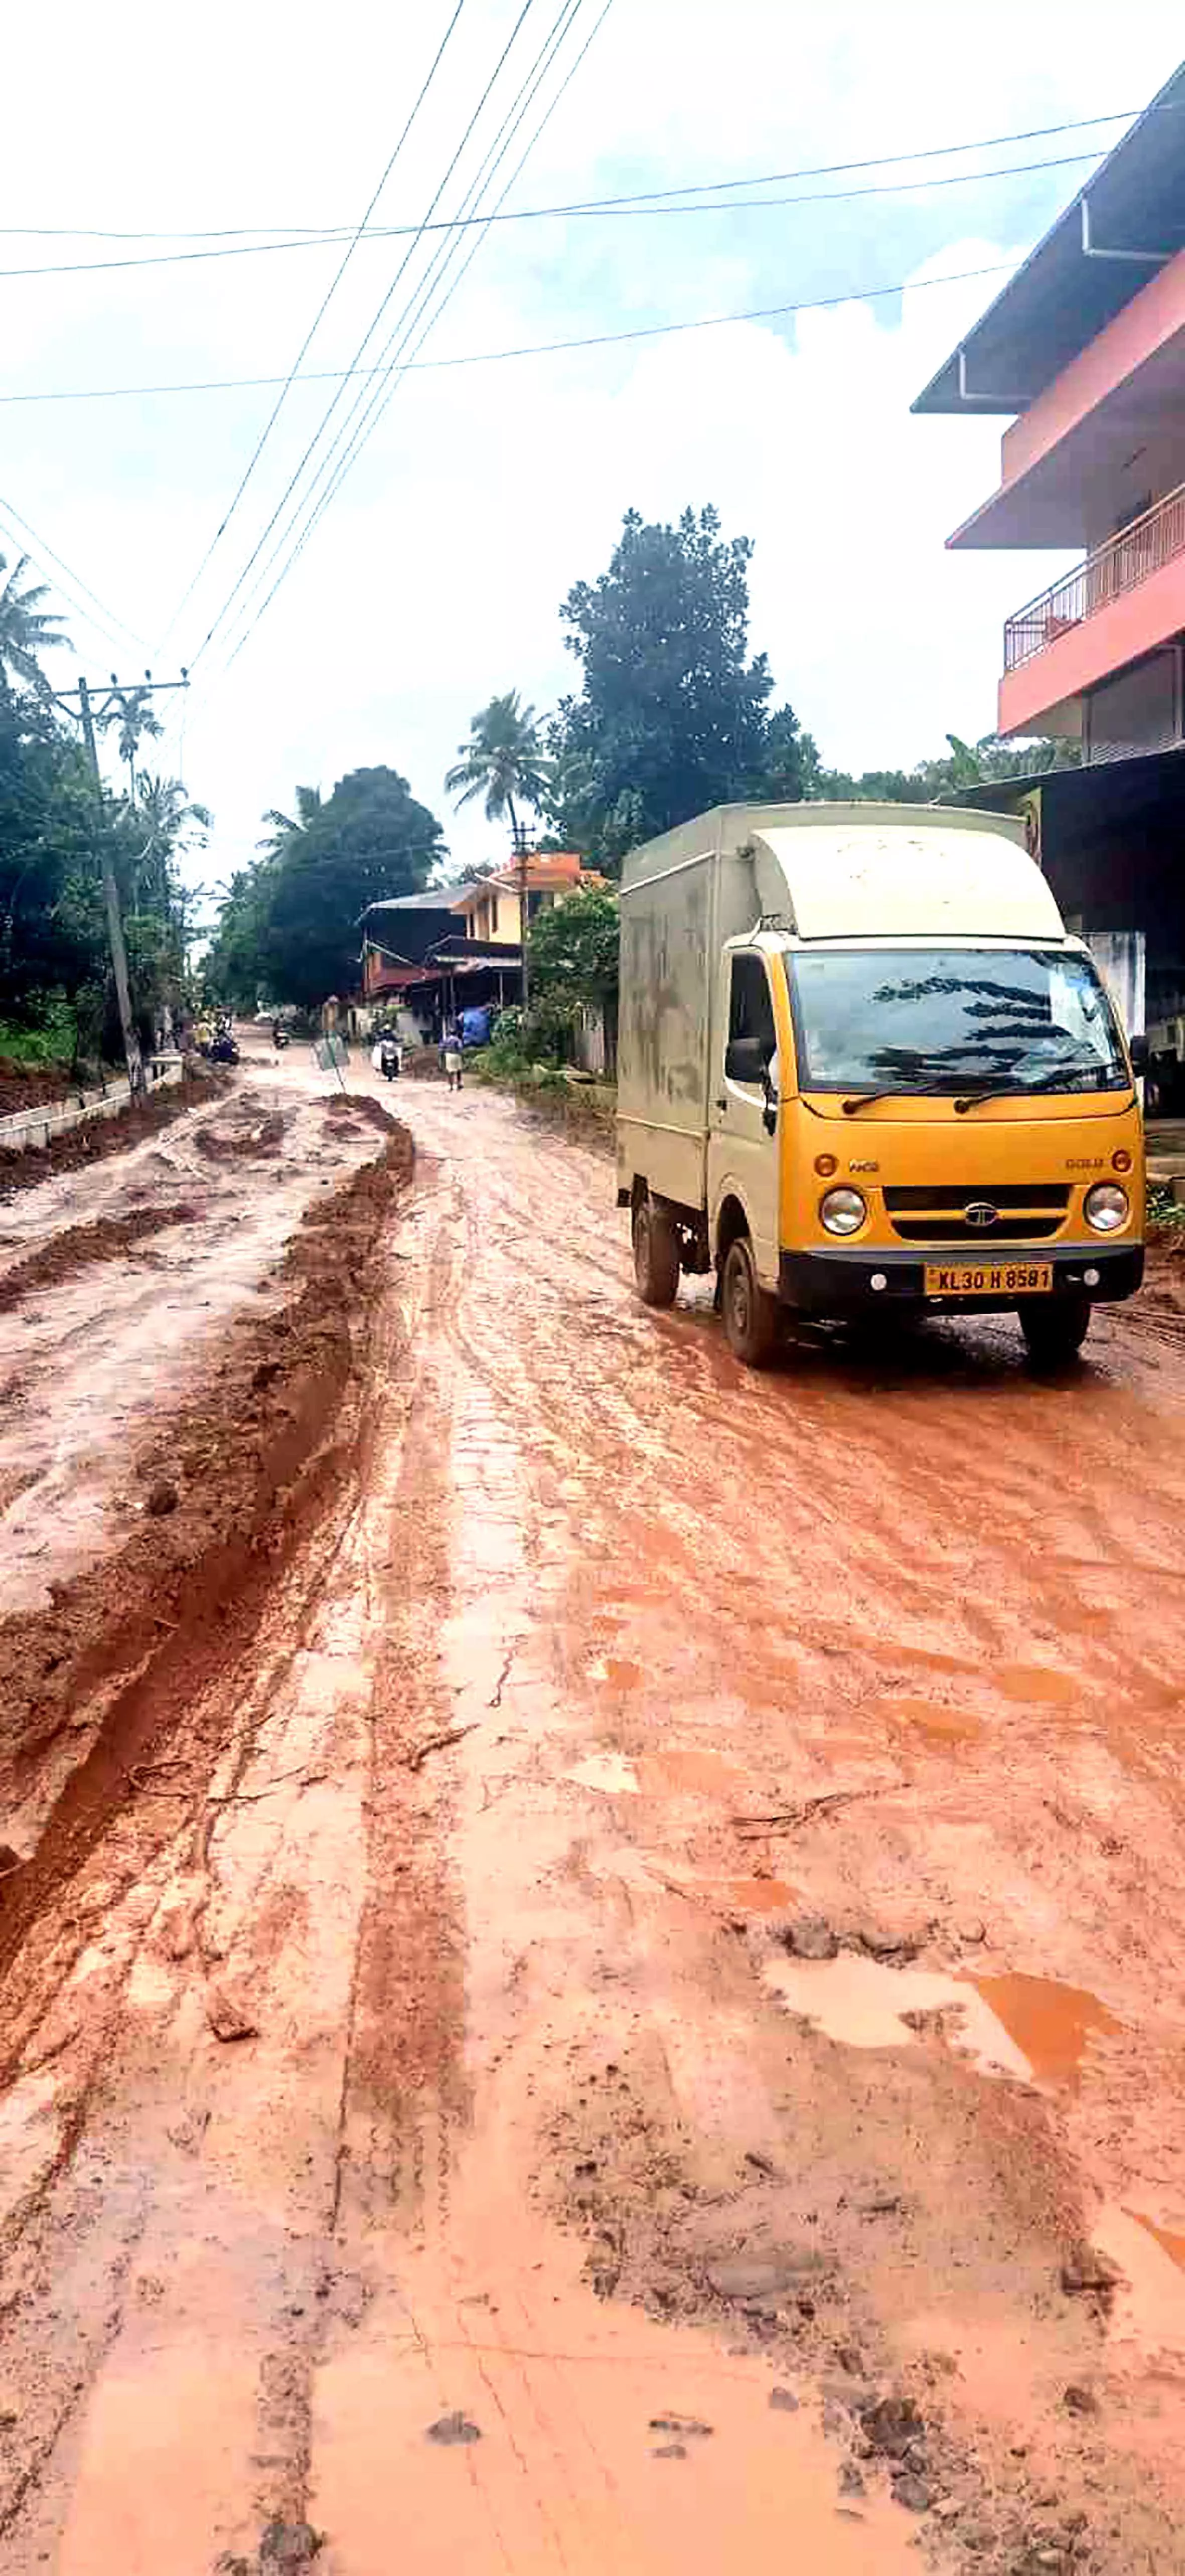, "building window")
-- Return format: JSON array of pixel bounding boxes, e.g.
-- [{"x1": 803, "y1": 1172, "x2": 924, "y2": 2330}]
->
[{"x1": 1084, "y1": 646, "x2": 1183, "y2": 764}]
